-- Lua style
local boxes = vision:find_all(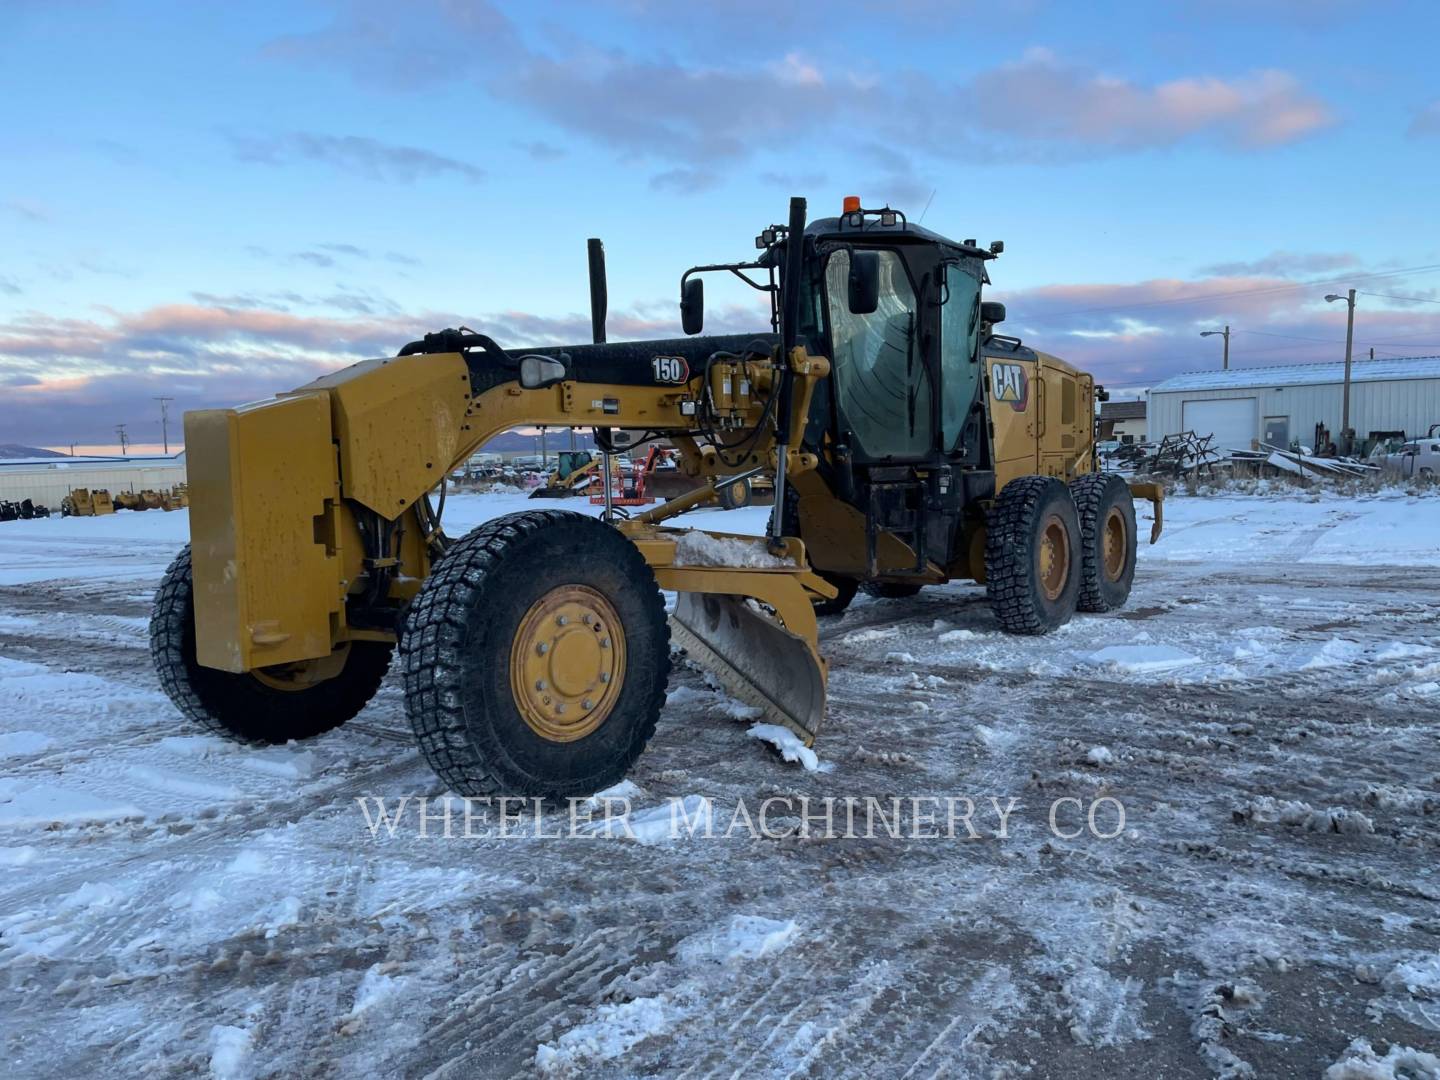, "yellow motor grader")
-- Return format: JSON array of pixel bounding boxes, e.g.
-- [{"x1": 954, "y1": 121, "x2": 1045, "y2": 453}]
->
[{"x1": 150, "y1": 197, "x2": 1161, "y2": 798}]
